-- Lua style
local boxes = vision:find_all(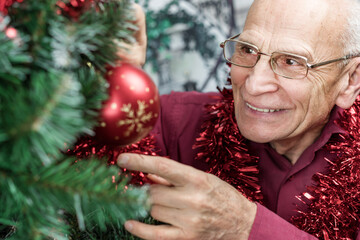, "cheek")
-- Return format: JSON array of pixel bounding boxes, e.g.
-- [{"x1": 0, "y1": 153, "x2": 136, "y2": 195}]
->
[
  {"x1": 283, "y1": 80, "x2": 322, "y2": 119},
  {"x1": 307, "y1": 72, "x2": 341, "y2": 106},
  {"x1": 291, "y1": 76, "x2": 338, "y2": 125},
  {"x1": 230, "y1": 67, "x2": 247, "y2": 87},
  {"x1": 230, "y1": 68, "x2": 247, "y2": 113},
  {"x1": 285, "y1": 81, "x2": 311, "y2": 103}
]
